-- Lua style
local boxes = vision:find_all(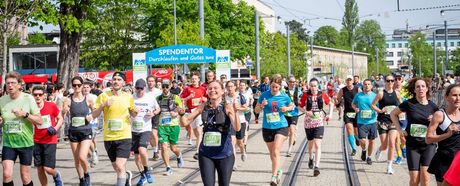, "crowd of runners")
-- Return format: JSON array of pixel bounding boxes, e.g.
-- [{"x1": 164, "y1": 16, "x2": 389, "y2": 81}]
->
[{"x1": 1, "y1": 70, "x2": 460, "y2": 186}]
